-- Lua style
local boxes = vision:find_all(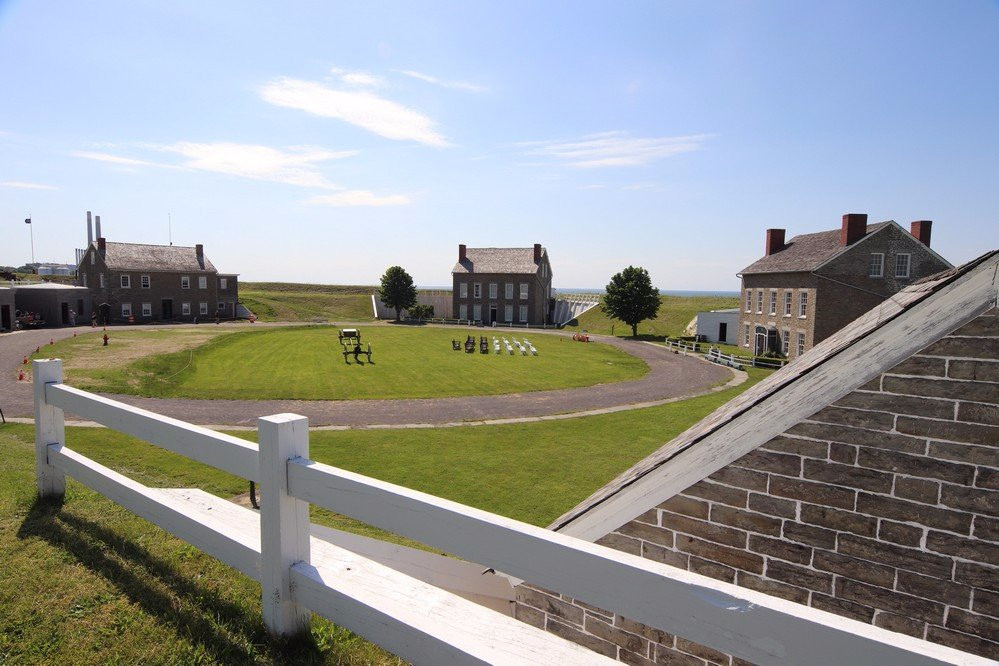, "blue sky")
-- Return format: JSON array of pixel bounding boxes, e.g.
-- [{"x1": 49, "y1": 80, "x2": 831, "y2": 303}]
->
[{"x1": 1, "y1": 1, "x2": 997, "y2": 290}]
